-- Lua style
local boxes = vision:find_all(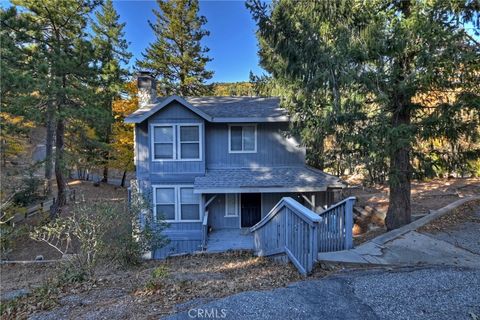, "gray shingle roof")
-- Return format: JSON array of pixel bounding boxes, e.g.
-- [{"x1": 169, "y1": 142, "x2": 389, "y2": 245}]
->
[
  {"x1": 193, "y1": 167, "x2": 344, "y2": 193},
  {"x1": 185, "y1": 96, "x2": 286, "y2": 120},
  {"x1": 124, "y1": 95, "x2": 288, "y2": 123}
]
